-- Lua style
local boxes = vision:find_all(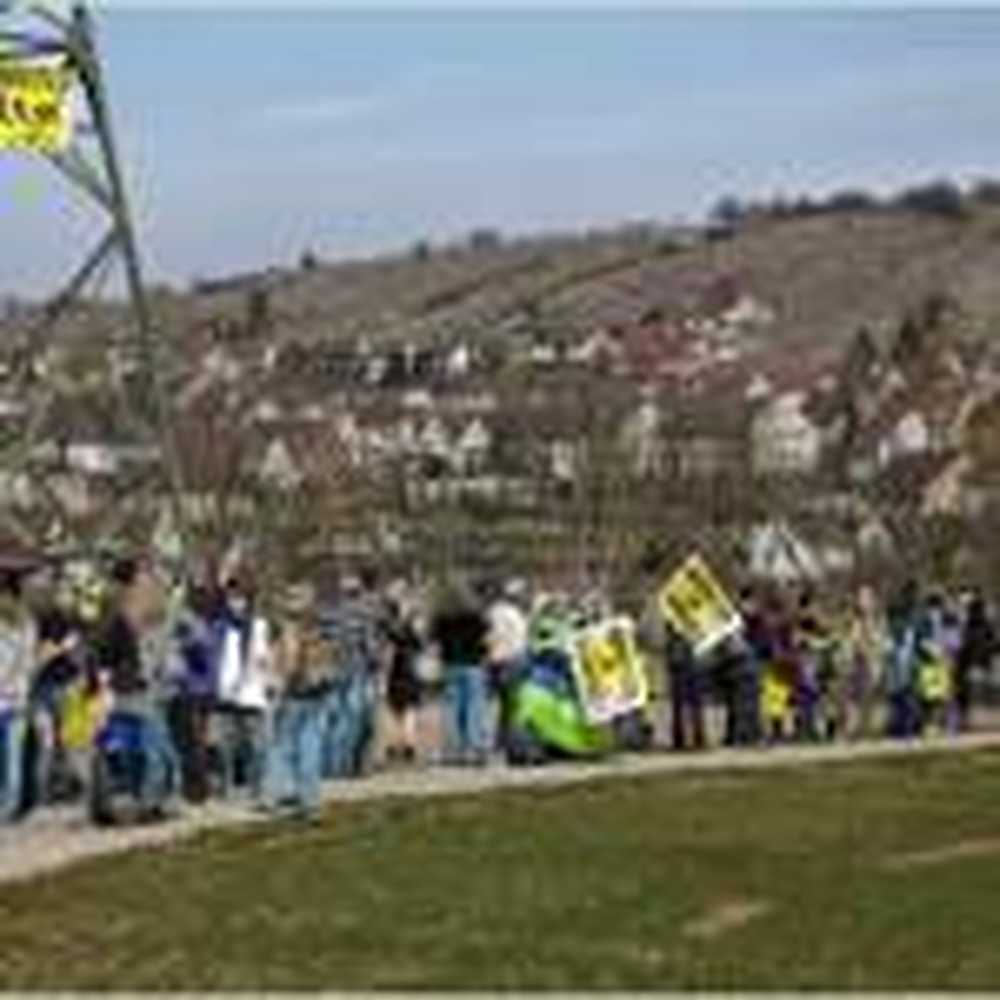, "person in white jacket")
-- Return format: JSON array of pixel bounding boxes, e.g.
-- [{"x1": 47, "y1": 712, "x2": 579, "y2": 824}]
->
[
  {"x1": 215, "y1": 576, "x2": 274, "y2": 800},
  {"x1": 485, "y1": 579, "x2": 529, "y2": 754}
]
